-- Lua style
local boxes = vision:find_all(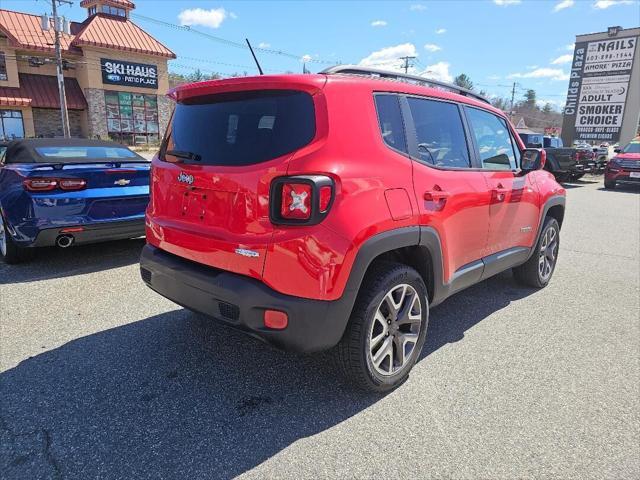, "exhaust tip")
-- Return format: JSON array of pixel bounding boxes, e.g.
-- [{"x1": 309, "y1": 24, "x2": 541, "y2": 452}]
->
[{"x1": 56, "y1": 235, "x2": 74, "y2": 248}]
